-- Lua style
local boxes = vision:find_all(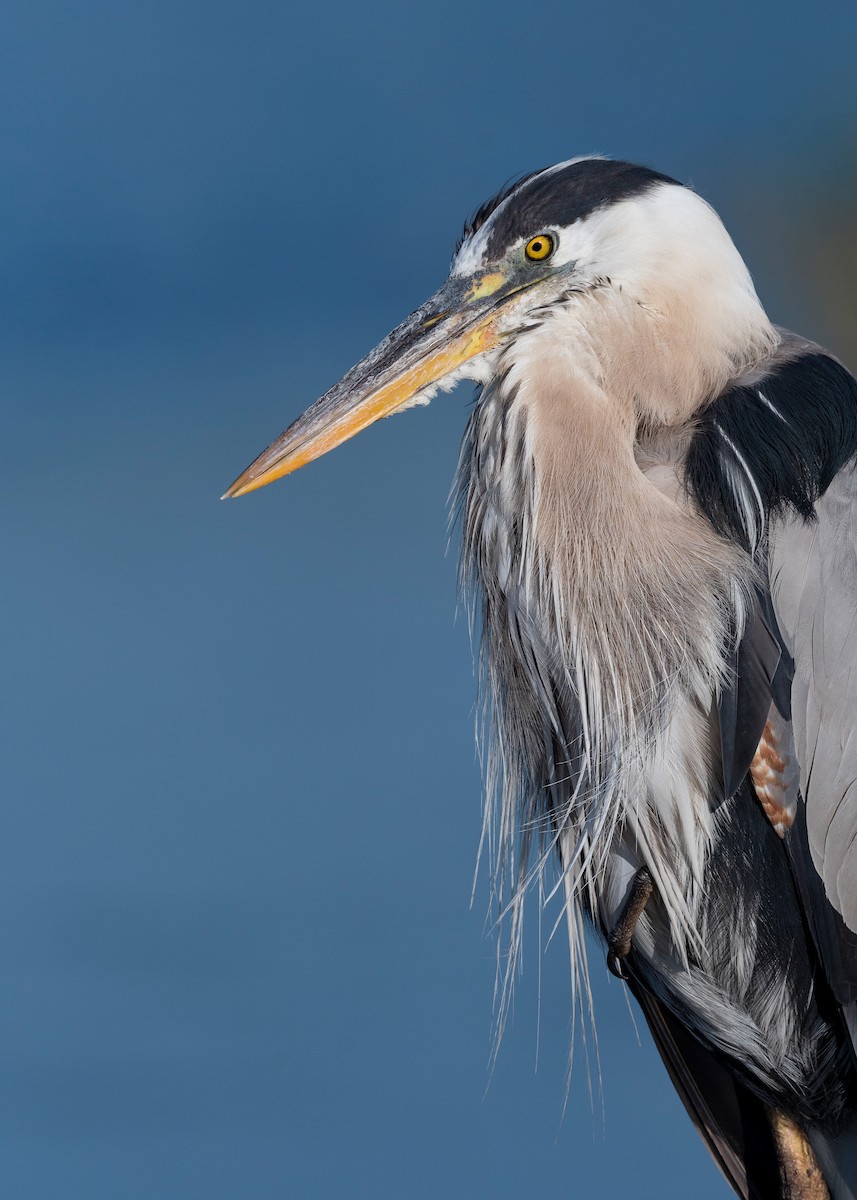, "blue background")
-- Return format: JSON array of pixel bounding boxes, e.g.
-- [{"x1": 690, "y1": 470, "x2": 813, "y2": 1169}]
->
[{"x1": 4, "y1": 2, "x2": 857, "y2": 1195}]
